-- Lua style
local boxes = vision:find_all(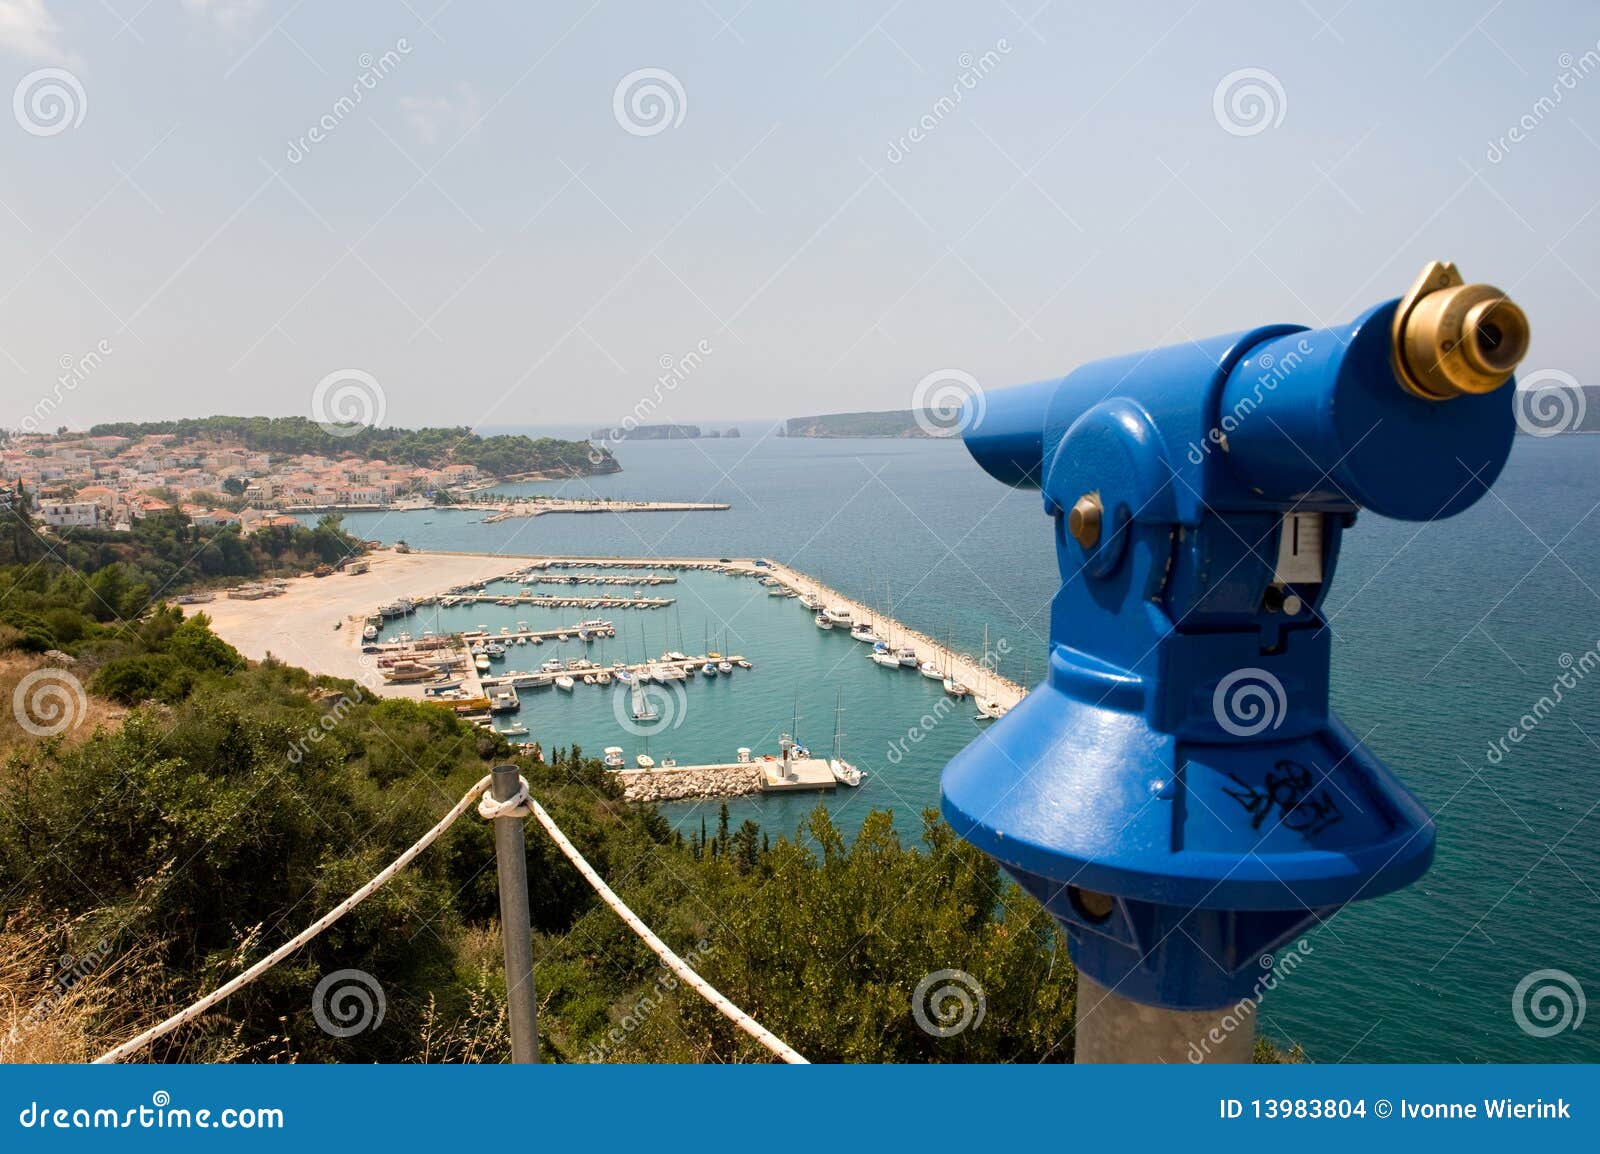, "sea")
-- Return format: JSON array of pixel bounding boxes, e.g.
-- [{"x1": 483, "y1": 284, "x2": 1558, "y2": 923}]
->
[{"x1": 320, "y1": 431, "x2": 1599, "y2": 1065}]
